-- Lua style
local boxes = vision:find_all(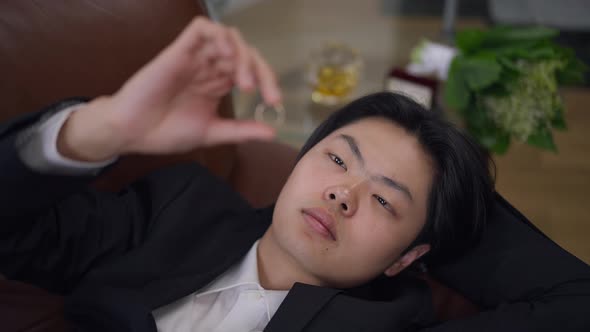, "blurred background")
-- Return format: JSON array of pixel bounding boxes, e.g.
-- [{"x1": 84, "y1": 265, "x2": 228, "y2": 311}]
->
[{"x1": 209, "y1": 0, "x2": 590, "y2": 263}]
